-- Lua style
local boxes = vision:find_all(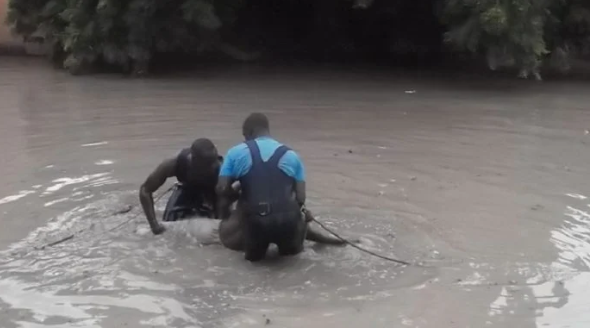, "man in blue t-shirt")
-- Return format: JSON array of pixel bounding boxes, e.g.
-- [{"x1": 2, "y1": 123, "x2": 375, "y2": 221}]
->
[{"x1": 217, "y1": 113, "x2": 307, "y2": 261}]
